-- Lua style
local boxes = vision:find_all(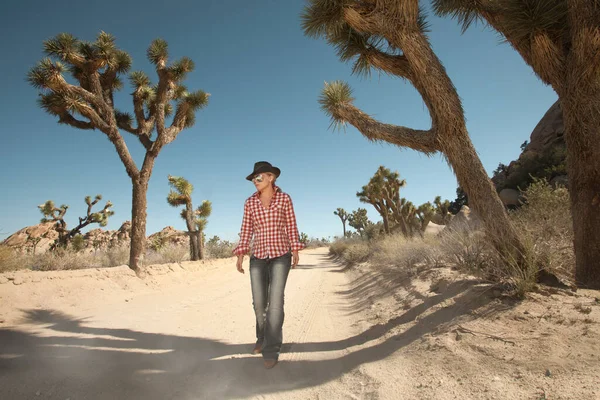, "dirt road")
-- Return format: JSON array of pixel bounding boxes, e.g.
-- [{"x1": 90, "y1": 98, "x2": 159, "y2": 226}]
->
[
  {"x1": 0, "y1": 249, "x2": 385, "y2": 399},
  {"x1": 1, "y1": 248, "x2": 599, "y2": 400}
]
